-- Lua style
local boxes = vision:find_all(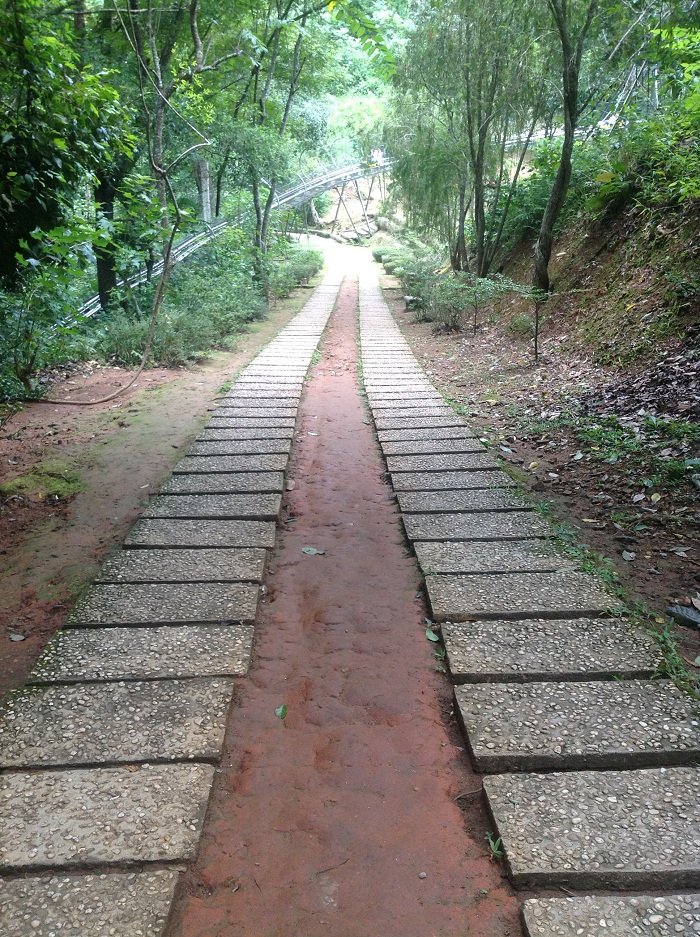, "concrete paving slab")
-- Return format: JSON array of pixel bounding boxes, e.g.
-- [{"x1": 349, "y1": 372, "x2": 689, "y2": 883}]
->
[
  {"x1": 378, "y1": 427, "x2": 477, "y2": 442},
  {"x1": 0, "y1": 678, "x2": 234, "y2": 768},
  {"x1": 207, "y1": 417, "x2": 296, "y2": 428},
  {"x1": 174, "y1": 454, "x2": 288, "y2": 474},
  {"x1": 522, "y1": 894, "x2": 700, "y2": 937},
  {"x1": 375, "y1": 416, "x2": 467, "y2": 430},
  {"x1": 144, "y1": 493, "x2": 281, "y2": 520},
  {"x1": 0, "y1": 870, "x2": 178, "y2": 937},
  {"x1": 370, "y1": 397, "x2": 445, "y2": 410},
  {"x1": 443, "y1": 618, "x2": 659, "y2": 684},
  {"x1": 30, "y1": 624, "x2": 253, "y2": 683},
  {"x1": 188, "y1": 439, "x2": 292, "y2": 456},
  {"x1": 382, "y1": 438, "x2": 484, "y2": 456},
  {"x1": 428, "y1": 570, "x2": 611, "y2": 620},
  {"x1": 373, "y1": 407, "x2": 453, "y2": 421},
  {"x1": 484, "y1": 766, "x2": 700, "y2": 888},
  {"x1": 125, "y1": 518, "x2": 276, "y2": 548},
  {"x1": 399, "y1": 489, "x2": 529, "y2": 513},
  {"x1": 213, "y1": 407, "x2": 297, "y2": 419},
  {"x1": 199, "y1": 427, "x2": 294, "y2": 440},
  {"x1": 455, "y1": 679, "x2": 700, "y2": 772},
  {"x1": 97, "y1": 547, "x2": 266, "y2": 583},
  {"x1": 387, "y1": 452, "x2": 499, "y2": 472},
  {"x1": 221, "y1": 385, "x2": 302, "y2": 396},
  {"x1": 391, "y1": 469, "x2": 513, "y2": 491},
  {"x1": 404, "y1": 511, "x2": 550, "y2": 542},
  {"x1": 219, "y1": 397, "x2": 299, "y2": 410},
  {"x1": 66, "y1": 582, "x2": 259, "y2": 626},
  {"x1": 161, "y1": 472, "x2": 284, "y2": 494},
  {"x1": 414, "y1": 540, "x2": 573, "y2": 574},
  {"x1": 0, "y1": 764, "x2": 215, "y2": 870}
]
